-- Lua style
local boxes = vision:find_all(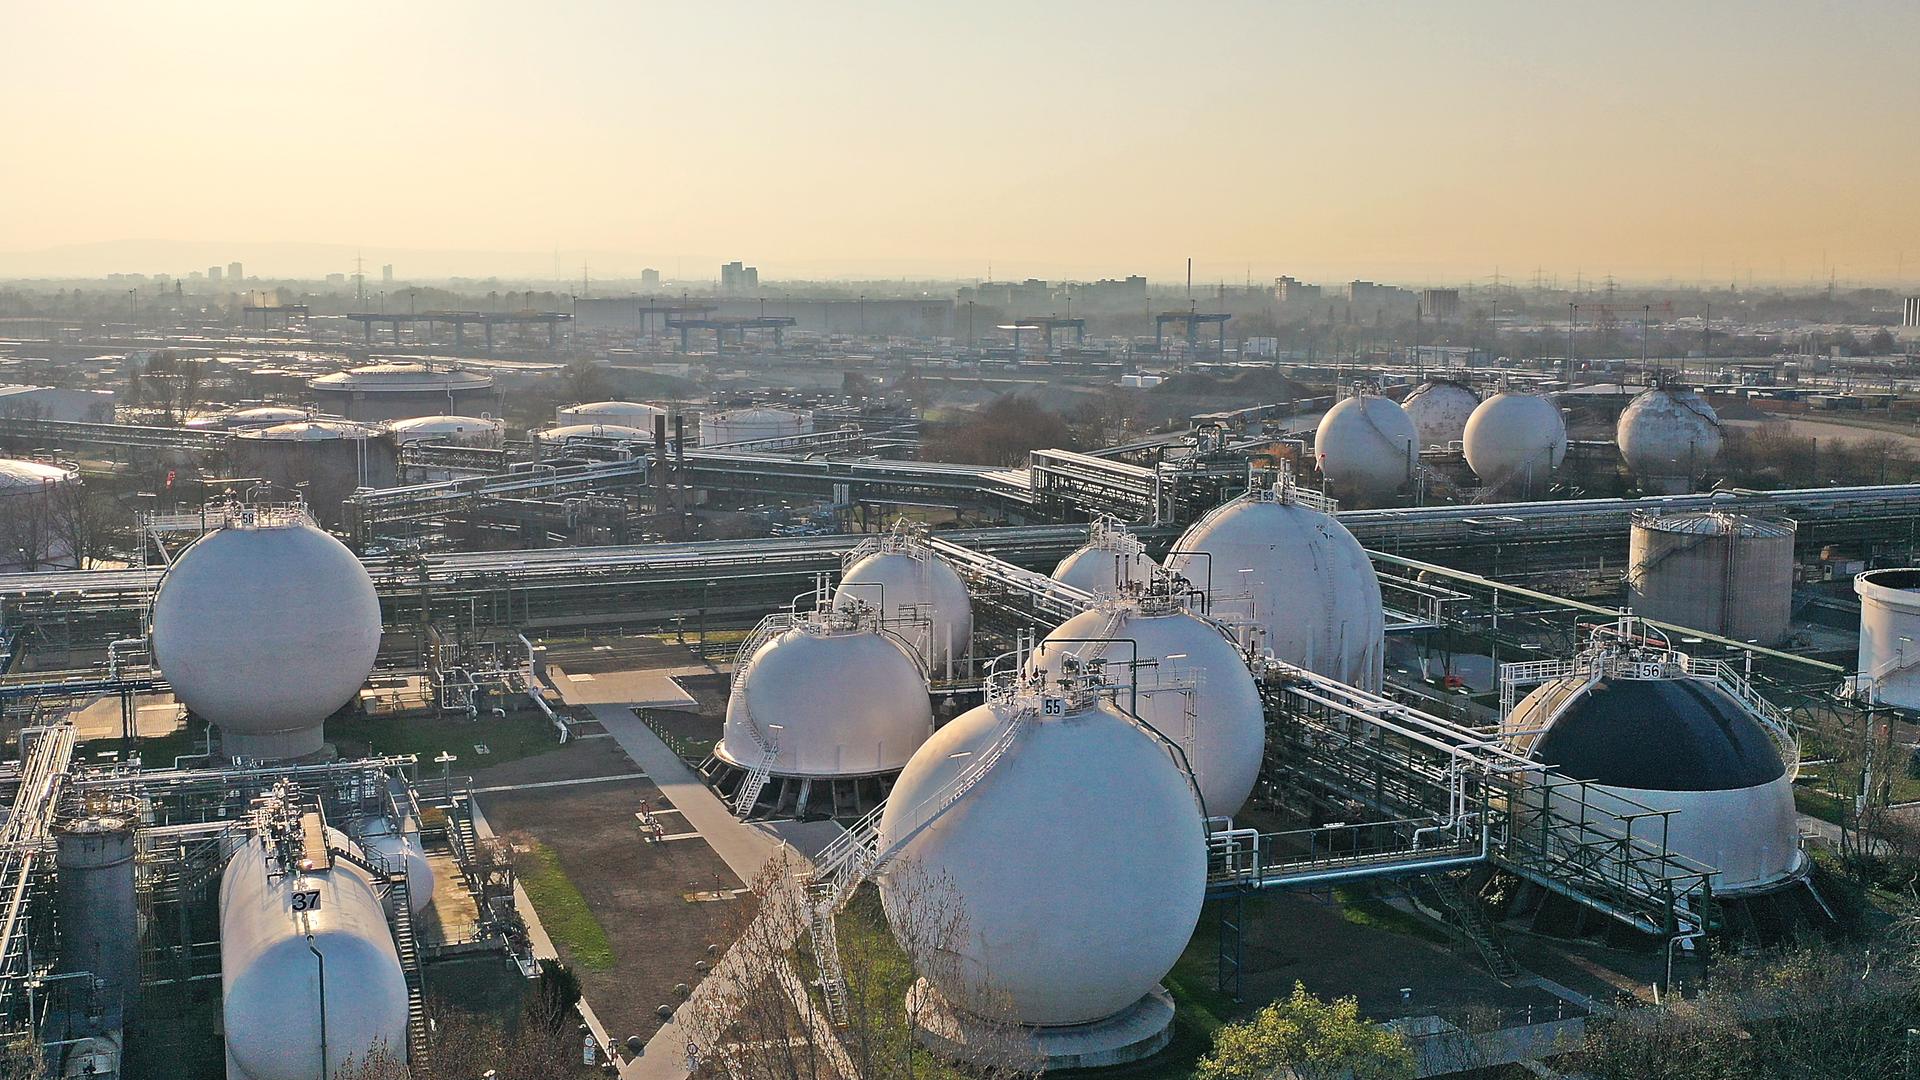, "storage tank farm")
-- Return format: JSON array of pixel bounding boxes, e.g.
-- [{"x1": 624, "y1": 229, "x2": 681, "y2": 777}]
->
[
  {"x1": 709, "y1": 600, "x2": 935, "y2": 817},
  {"x1": 1050, "y1": 514, "x2": 1159, "y2": 596},
  {"x1": 1164, "y1": 474, "x2": 1386, "y2": 691},
  {"x1": 1029, "y1": 574, "x2": 1265, "y2": 816},
  {"x1": 1313, "y1": 386, "x2": 1417, "y2": 504},
  {"x1": 149, "y1": 503, "x2": 382, "y2": 760},
  {"x1": 1503, "y1": 620, "x2": 1805, "y2": 896},
  {"x1": 832, "y1": 522, "x2": 973, "y2": 677},
  {"x1": 1402, "y1": 377, "x2": 1481, "y2": 449},
  {"x1": 1617, "y1": 383, "x2": 1723, "y2": 494},
  {"x1": 877, "y1": 665, "x2": 1207, "y2": 1068},
  {"x1": 1462, "y1": 388, "x2": 1567, "y2": 498},
  {"x1": 1628, "y1": 510, "x2": 1796, "y2": 646}
]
